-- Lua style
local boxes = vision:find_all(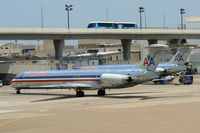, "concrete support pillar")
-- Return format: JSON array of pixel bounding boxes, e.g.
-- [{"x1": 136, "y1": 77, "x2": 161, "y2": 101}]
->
[
  {"x1": 53, "y1": 40, "x2": 65, "y2": 60},
  {"x1": 148, "y1": 39, "x2": 158, "y2": 45},
  {"x1": 121, "y1": 39, "x2": 132, "y2": 60}
]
